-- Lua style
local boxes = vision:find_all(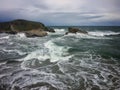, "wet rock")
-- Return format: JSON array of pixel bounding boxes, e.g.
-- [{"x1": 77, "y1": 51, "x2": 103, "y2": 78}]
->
[
  {"x1": 66, "y1": 27, "x2": 88, "y2": 35},
  {"x1": 5, "y1": 31, "x2": 17, "y2": 34},
  {"x1": 0, "y1": 19, "x2": 48, "y2": 37},
  {"x1": 46, "y1": 28, "x2": 55, "y2": 33},
  {"x1": 25, "y1": 29, "x2": 47, "y2": 37},
  {"x1": 6, "y1": 60, "x2": 21, "y2": 64},
  {"x1": 65, "y1": 32, "x2": 69, "y2": 35}
]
